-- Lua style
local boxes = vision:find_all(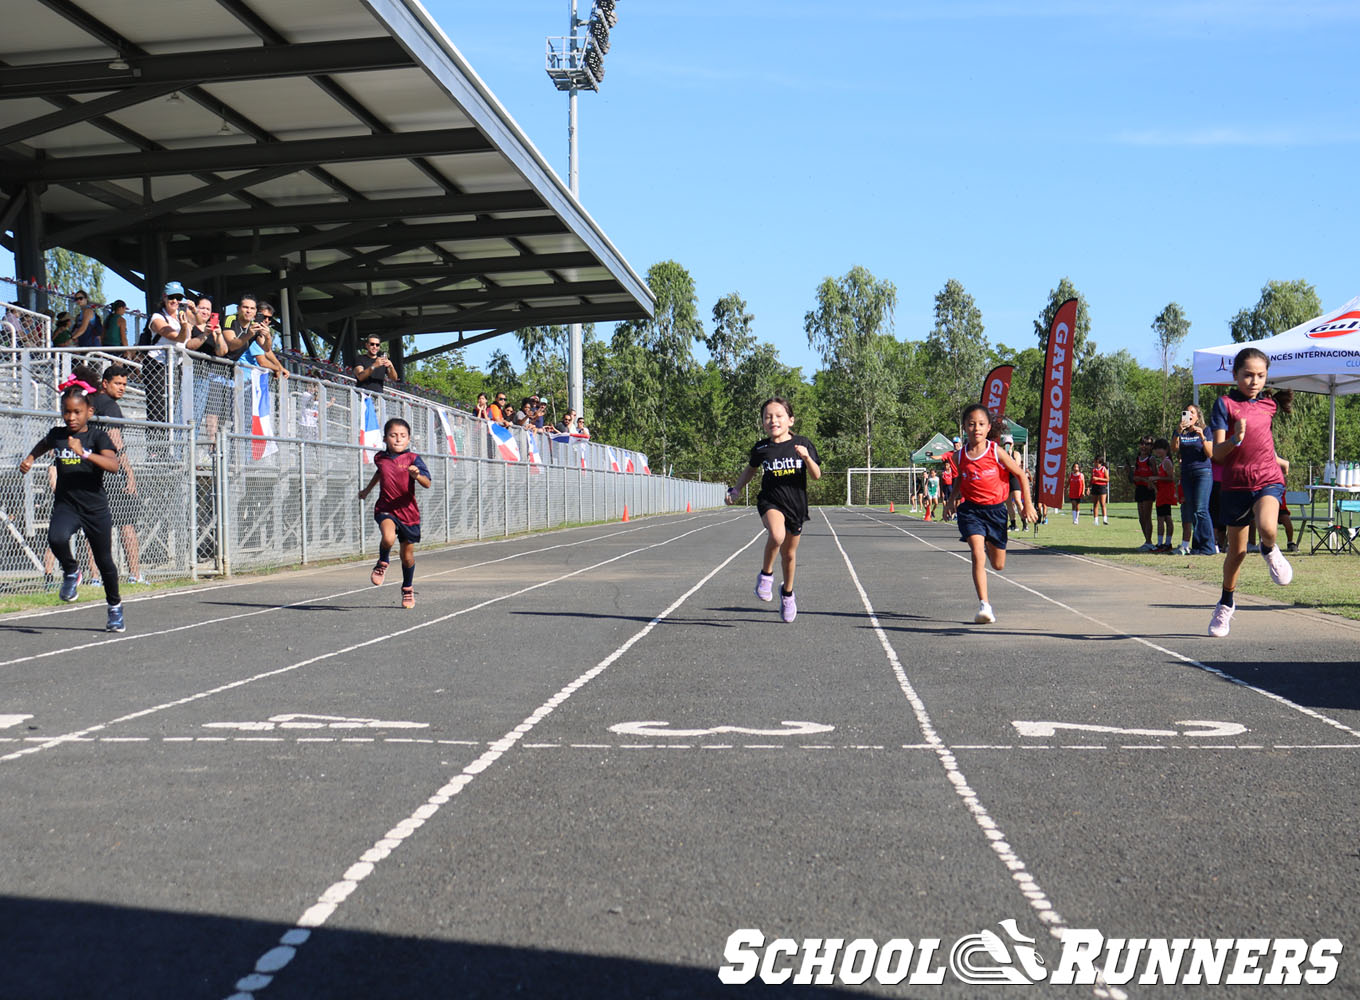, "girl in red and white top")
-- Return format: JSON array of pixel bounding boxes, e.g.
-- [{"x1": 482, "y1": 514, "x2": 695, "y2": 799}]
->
[
  {"x1": 1089, "y1": 458, "x2": 1110, "y2": 524},
  {"x1": 1067, "y1": 462, "x2": 1086, "y2": 524},
  {"x1": 1151, "y1": 438, "x2": 1177, "y2": 551},
  {"x1": 944, "y1": 405, "x2": 1036, "y2": 624},
  {"x1": 1205, "y1": 347, "x2": 1293, "y2": 637}
]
